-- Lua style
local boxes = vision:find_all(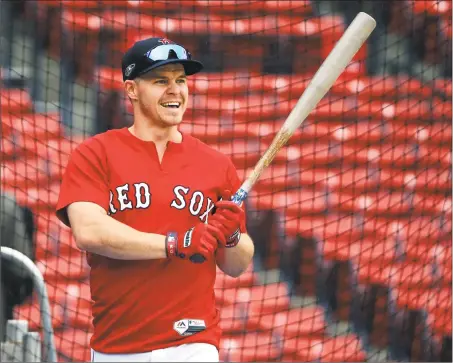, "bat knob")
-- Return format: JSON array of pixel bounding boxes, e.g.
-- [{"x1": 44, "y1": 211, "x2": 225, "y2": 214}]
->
[{"x1": 190, "y1": 254, "x2": 206, "y2": 264}]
